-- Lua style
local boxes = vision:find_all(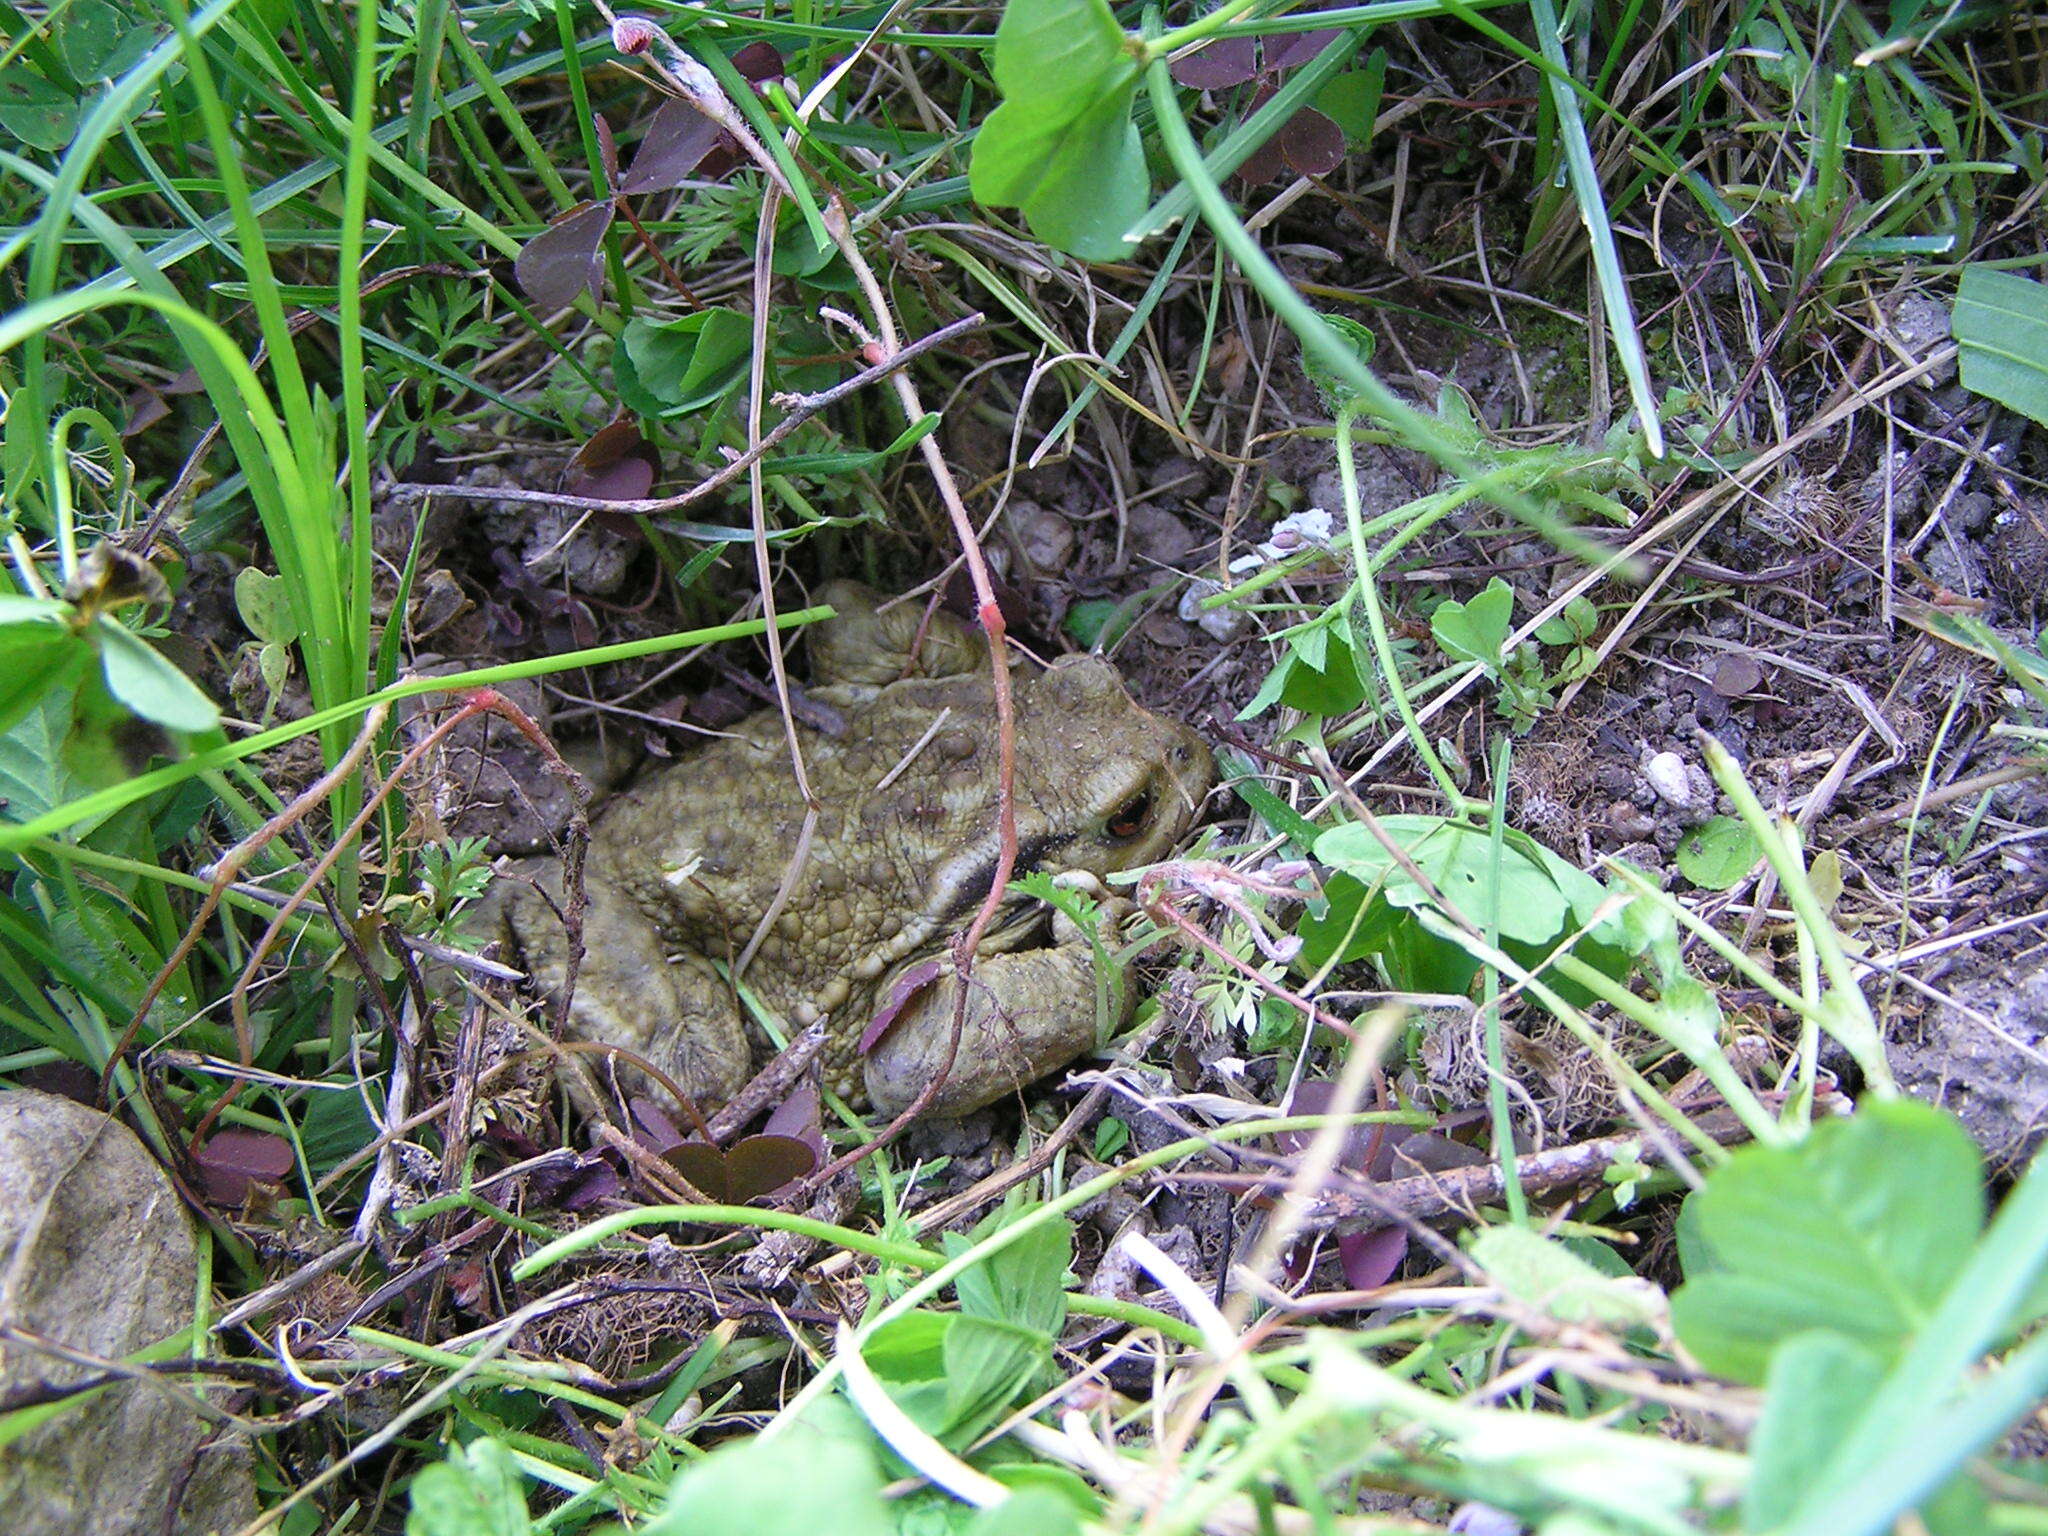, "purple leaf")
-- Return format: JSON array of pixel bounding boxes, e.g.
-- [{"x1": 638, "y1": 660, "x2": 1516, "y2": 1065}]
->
[
  {"x1": 619, "y1": 97, "x2": 725, "y2": 194},
  {"x1": 1171, "y1": 37, "x2": 1259, "y2": 89},
  {"x1": 566, "y1": 453, "x2": 654, "y2": 503},
  {"x1": 762, "y1": 1080, "x2": 827, "y2": 1169},
  {"x1": 665, "y1": 1135, "x2": 816, "y2": 1203},
  {"x1": 1337, "y1": 1225, "x2": 1409, "y2": 1289},
  {"x1": 1386, "y1": 1129, "x2": 1489, "y2": 1177},
  {"x1": 731, "y1": 40, "x2": 786, "y2": 83},
  {"x1": 1281, "y1": 107, "x2": 1347, "y2": 177},
  {"x1": 1713, "y1": 654, "x2": 1764, "y2": 697},
  {"x1": 515, "y1": 200, "x2": 613, "y2": 310},
  {"x1": 1277, "y1": 1079, "x2": 1375, "y2": 1173},
  {"x1": 723, "y1": 1134, "x2": 815, "y2": 1200},
  {"x1": 559, "y1": 1160, "x2": 623, "y2": 1211},
  {"x1": 193, "y1": 1129, "x2": 294, "y2": 1204},
  {"x1": 666, "y1": 1141, "x2": 732, "y2": 1202},
  {"x1": 1266, "y1": 29, "x2": 1344, "y2": 71},
  {"x1": 594, "y1": 112, "x2": 619, "y2": 185},
  {"x1": 1235, "y1": 133, "x2": 1291, "y2": 185},
  {"x1": 630, "y1": 1095, "x2": 686, "y2": 1153},
  {"x1": 858, "y1": 956, "x2": 946, "y2": 1053}
]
